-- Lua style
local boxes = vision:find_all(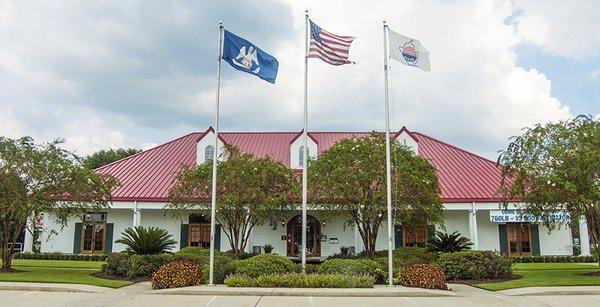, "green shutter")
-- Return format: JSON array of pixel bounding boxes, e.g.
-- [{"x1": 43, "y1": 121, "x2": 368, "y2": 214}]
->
[
  {"x1": 105, "y1": 223, "x2": 114, "y2": 253},
  {"x1": 73, "y1": 223, "x2": 82, "y2": 254},
  {"x1": 531, "y1": 224, "x2": 541, "y2": 256},
  {"x1": 394, "y1": 225, "x2": 403, "y2": 247},
  {"x1": 498, "y1": 224, "x2": 508, "y2": 255},
  {"x1": 180, "y1": 224, "x2": 189, "y2": 249},
  {"x1": 427, "y1": 225, "x2": 436, "y2": 241},
  {"x1": 215, "y1": 225, "x2": 221, "y2": 251}
]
